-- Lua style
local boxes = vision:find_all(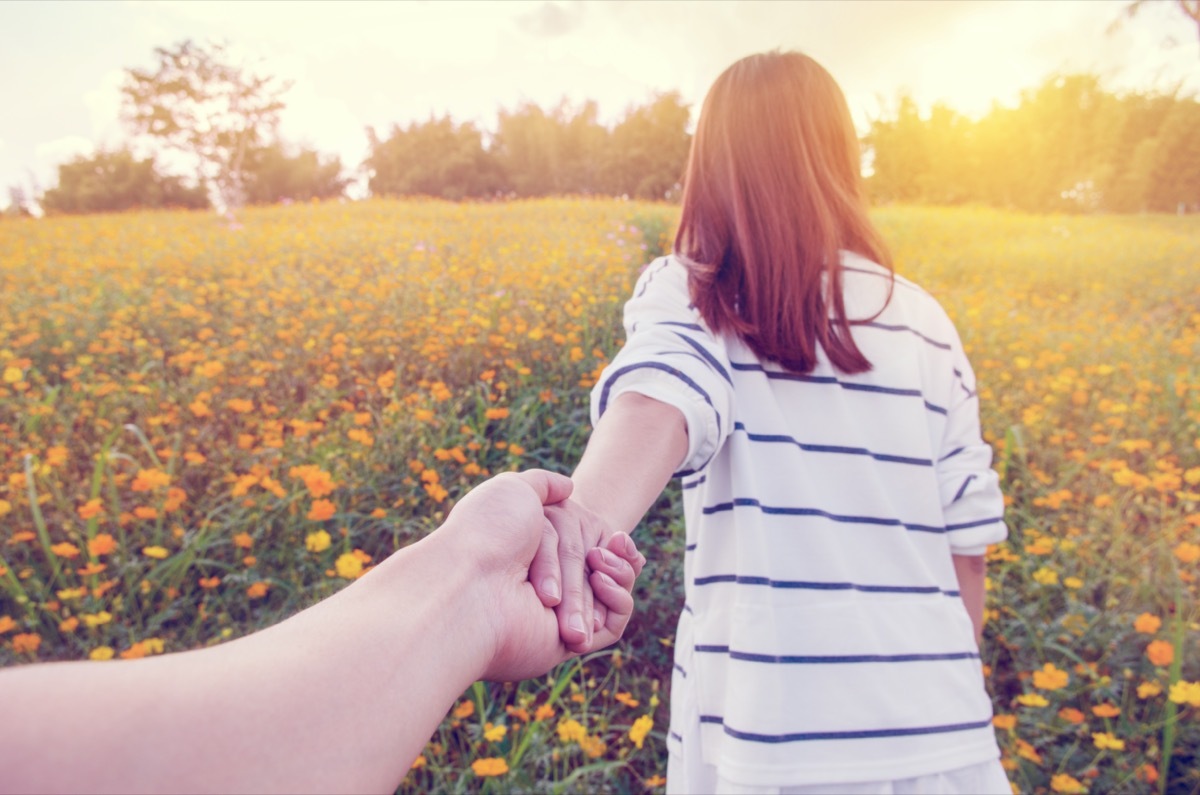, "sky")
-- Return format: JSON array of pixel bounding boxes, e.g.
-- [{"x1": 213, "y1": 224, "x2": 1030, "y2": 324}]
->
[{"x1": 1, "y1": 0, "x2": 1197, "y2": 206}]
